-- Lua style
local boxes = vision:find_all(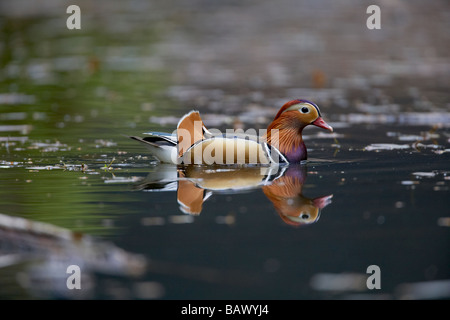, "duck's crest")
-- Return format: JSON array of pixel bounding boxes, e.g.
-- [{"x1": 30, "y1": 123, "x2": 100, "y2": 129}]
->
[{"x1": 274, "y1": 99, "x2": 321, "y2": 120}]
